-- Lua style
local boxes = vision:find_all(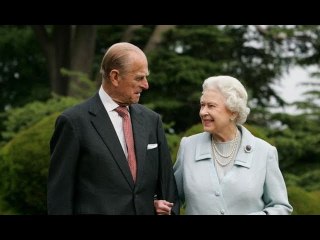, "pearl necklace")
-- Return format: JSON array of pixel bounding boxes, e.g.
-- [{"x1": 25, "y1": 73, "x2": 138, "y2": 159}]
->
[{"x1": 211, "y1": 130, "x2": 240, "y2": 166}]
